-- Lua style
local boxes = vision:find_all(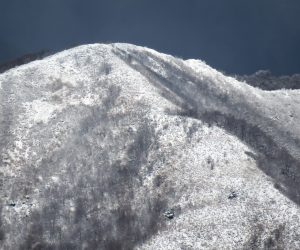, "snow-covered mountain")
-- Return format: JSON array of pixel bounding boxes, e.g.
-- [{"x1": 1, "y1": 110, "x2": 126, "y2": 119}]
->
[
  {"x1": 235, "y1": 70, "x2": 300, "y2": 90},
  {"x1": 1, "y1": 43, "x2": 300, "y2": 249}
]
